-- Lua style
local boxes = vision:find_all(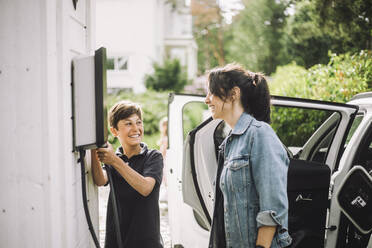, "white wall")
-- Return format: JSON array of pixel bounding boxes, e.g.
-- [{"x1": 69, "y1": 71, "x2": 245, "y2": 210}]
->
[
  {"x1": 96, "y1": 0, "x2": 165, "y2": 92},
  {"x1": 0, "y1": 0, "x2": 98, "y2": 247},
  {"x1": 96, "y1": 0, "x2": 197, "y2": 91},
  {"x1": 163, "y1": 1, "x2": 197, "y2": 79}
]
